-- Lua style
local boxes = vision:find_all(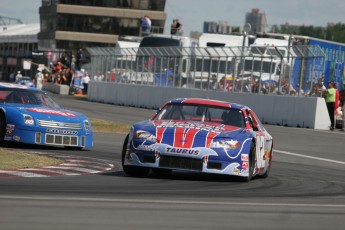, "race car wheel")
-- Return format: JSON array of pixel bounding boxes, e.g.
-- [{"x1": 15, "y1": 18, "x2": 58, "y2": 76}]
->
[
  {"x1": 259, "y1": 148, "x2": 273, "y2": 178},
  {"x1": 0, "y1": 112, "x2": 6, "y2": 146},
  {"x1": 121, "y1": 134, "x2": 150, "y2": 177},
  {"x1": 242, "y1": 143, "x2": 256, "y2": 182}
]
